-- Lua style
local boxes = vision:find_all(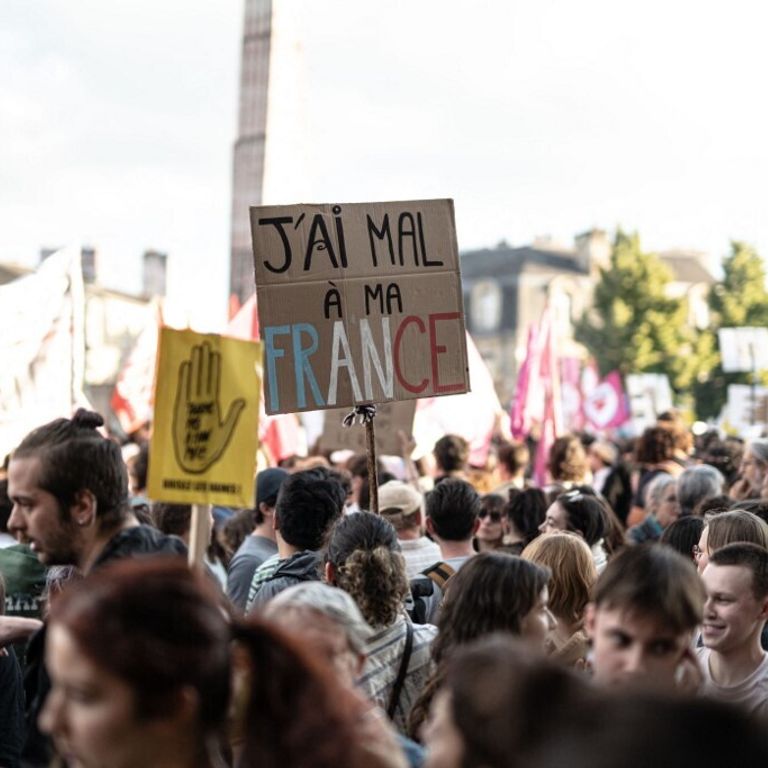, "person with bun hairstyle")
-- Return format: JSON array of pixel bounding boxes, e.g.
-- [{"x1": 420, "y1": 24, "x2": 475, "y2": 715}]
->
[
  {"x1": 6, "y1": 409, "x2": 187, "y2": 765},
  {"x1": 7, "y1": 409, "x2": 186, "y2": 572},
  {"x1": 41, "y1": 558, "x2": 230, "y2": 768},
  {"x1": 325, "y1": 512, "x2": 437, "y2": 732}
]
